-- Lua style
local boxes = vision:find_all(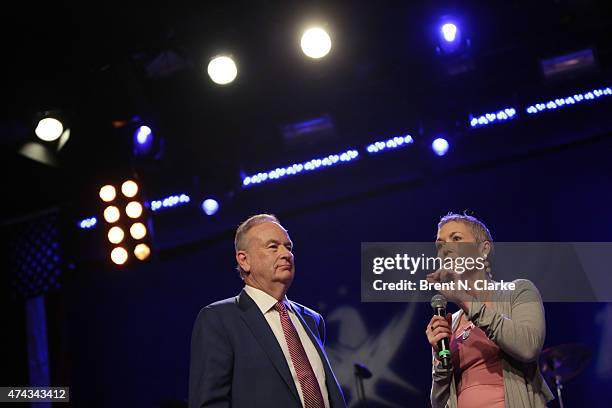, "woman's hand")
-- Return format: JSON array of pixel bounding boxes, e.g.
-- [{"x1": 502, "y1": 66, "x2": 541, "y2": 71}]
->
[
  {"x1": 426, "y1": 268, "x2": 474, "y2": 312},
  {"x1": 425, "y1": 313, "x2": 452, "y2": 359}
]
